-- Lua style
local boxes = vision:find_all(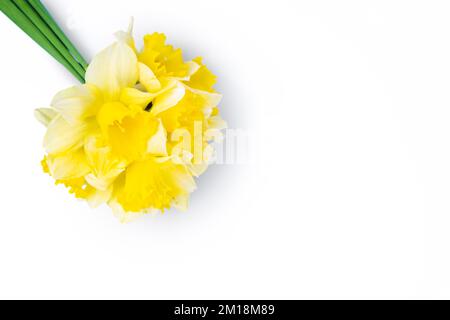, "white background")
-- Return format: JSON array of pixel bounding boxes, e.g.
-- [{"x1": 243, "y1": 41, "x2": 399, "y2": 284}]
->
[{"x1": 1, "y1": 0, "x2": 450, "y2": 299}]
